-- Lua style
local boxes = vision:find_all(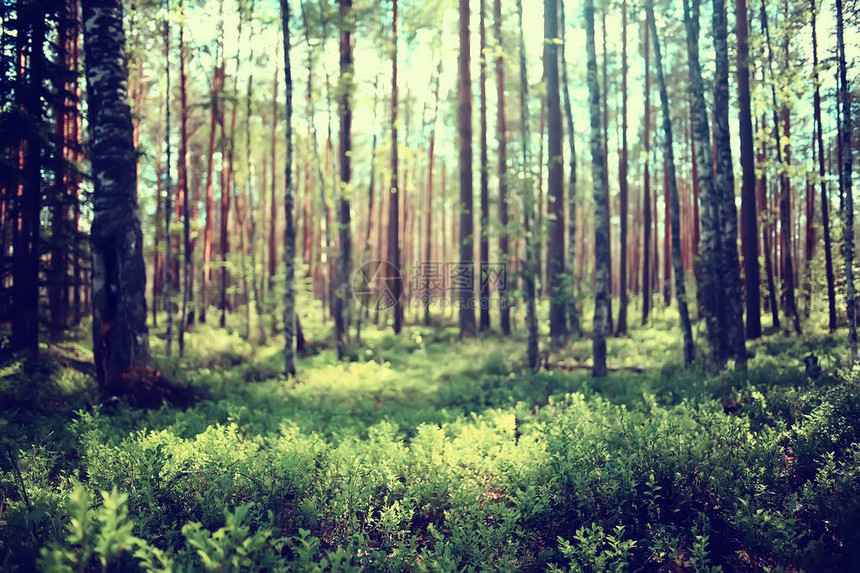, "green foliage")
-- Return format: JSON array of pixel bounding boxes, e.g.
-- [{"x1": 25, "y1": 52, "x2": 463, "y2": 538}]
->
[{"x1": 3, "y1": 318, "x2": 860, "y2": 570}]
